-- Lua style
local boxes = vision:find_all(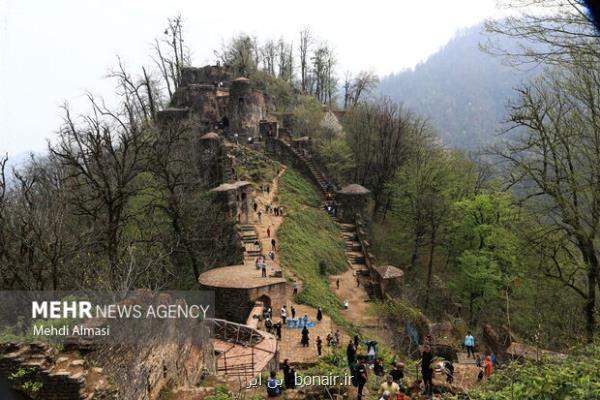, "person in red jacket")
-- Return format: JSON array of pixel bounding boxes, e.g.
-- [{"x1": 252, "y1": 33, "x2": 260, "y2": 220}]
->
[{"x1": 485, "y1": 354, "x2": 493, "y2": 377}]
